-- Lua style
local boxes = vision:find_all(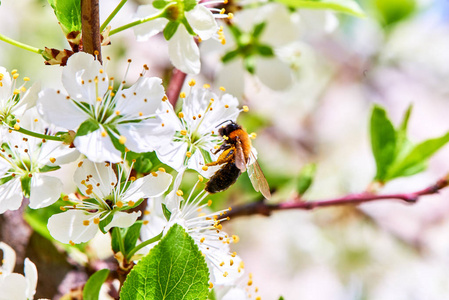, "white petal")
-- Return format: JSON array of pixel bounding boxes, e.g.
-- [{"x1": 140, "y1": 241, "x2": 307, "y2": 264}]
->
[
  {"x1": 137, "y1": 171, "x2": 173, "y2": 197},
  {"x1": 254, "y1": 57, "x2": 293, "y2": 90},
  {"x1": 0, "y1": 273, "x2": 27, "y2": 300},
  {"x1": 0, "y1": 67, "x2": 12, "y2": 101},
  {"x1": 73, "y1": 129, "x2": 122, "y2": 163},
  {"x1": 185, "y1": 5, "x2": 218, "y2": 40},
  {"x1": 168, "y1": 25, "x2": 200, "y2": 74},
  {"x1": 208, "y1": 249, "x2": 244, "y2": 285},
  {"x1": 62, "y1": 52, "x2": 109, "y2": 104},
  {"x1": 0, "y1": 242, "x2": 16, "y2": 274},
  {"x1": 221, "y1": 287, "x2": 248, "y2": 300},
  {"x1": 74, "y1": 159, "x2": 116, "y2": 198},
  {"x1": 24, "y1": 258, "x2": 38, "y2": 300},
  {"x1": 115, "y1": 77, "x2": 165, "y2": 118},
  {"x1": 29, "y1": 174, "x2": 63, "y2": 209},
  {"x1": 141, "y1": 197, "x2": 167, "y2": 242},
  {"x1": 37, "y1": 89, "x2": 87, "y2": 130},
  {"x1": 47, "y1": 210, "x2": 99, "y2": 244},
  {"x1": 0, "y1": 178, "x2": 23, "y2": 214},
  {"x1": 104, "y1": 211, "x2": 141, "y2": 231},
  {"x1": 37, "y1": 141, "x2": 80, "y2": 167},
  {"x1": 134, "y1": 5, "x2": 168, "y2": 41},
  {"x1": 259, "y1": 4, "x2": 300, "y2": 46},
  {"x1": 155, "y1": 140, "x2": 188, "y2": 171},
  {"x1": 13, "y1": 82, "x2": 41, "y2": 115}
]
